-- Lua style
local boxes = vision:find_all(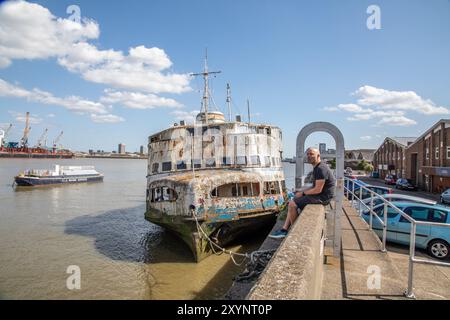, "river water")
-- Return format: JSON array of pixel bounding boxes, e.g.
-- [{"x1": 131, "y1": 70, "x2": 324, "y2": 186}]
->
[{"x1": 0, "y1": 158, "x2": 296, "y2": 299}]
